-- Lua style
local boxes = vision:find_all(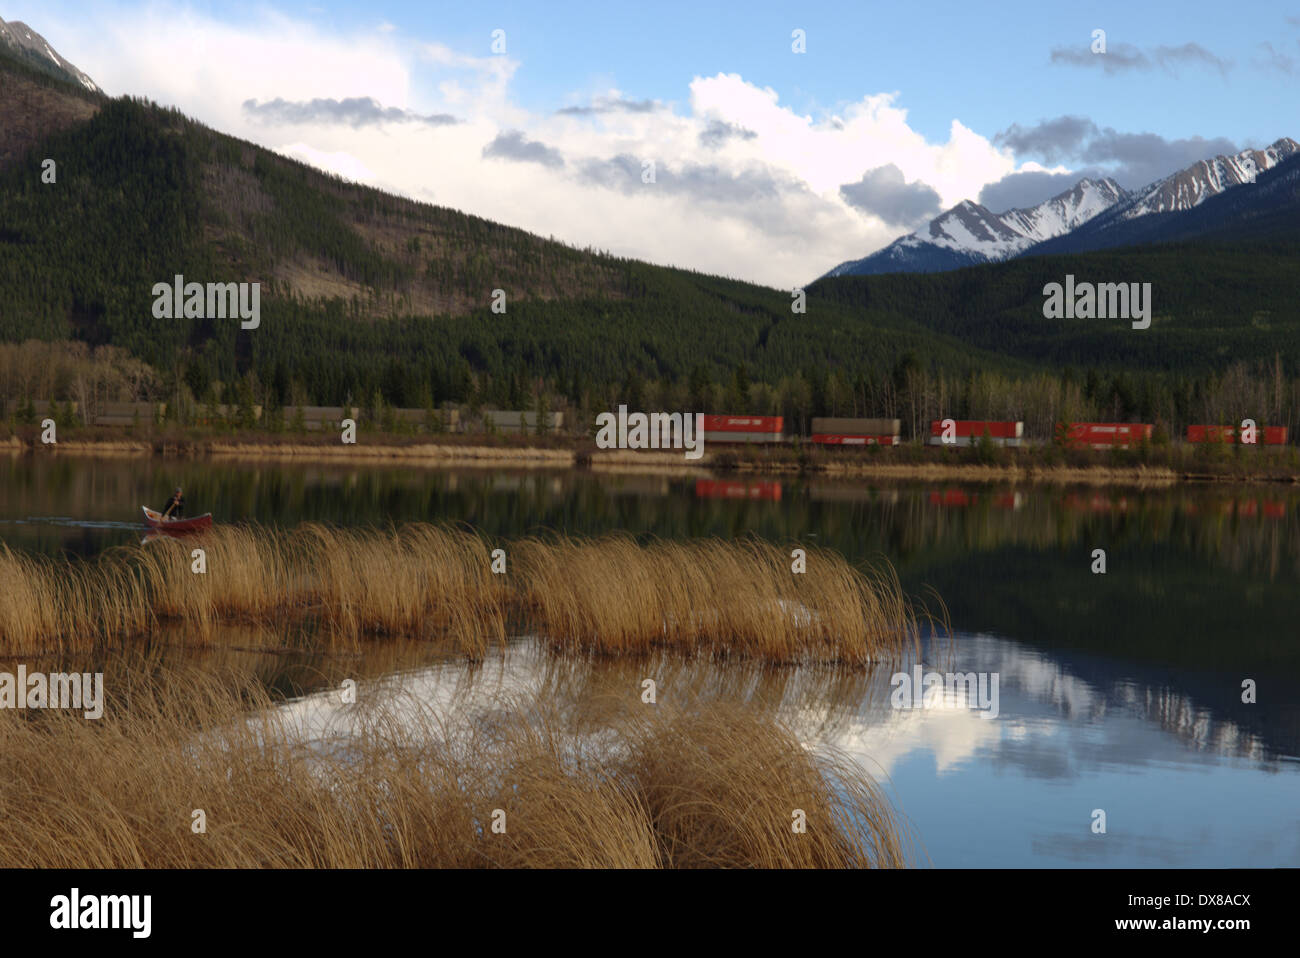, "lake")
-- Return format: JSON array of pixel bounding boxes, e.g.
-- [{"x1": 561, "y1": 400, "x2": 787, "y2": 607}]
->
[{"x1": 2, "y1": 453, "x2": 1297, "y2": 867}]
